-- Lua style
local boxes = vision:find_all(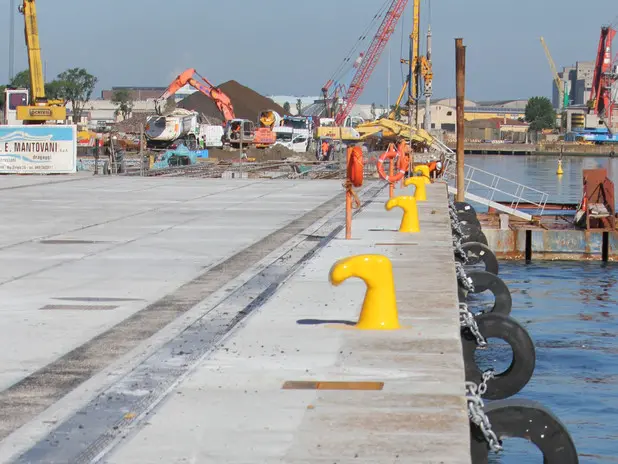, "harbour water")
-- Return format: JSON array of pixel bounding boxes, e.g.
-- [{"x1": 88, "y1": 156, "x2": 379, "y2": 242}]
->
[{"x1": 466, "y1": 155, "x2": 618, "y2": 463}]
